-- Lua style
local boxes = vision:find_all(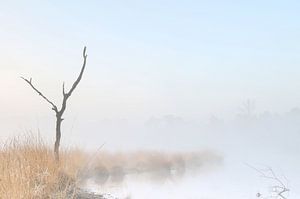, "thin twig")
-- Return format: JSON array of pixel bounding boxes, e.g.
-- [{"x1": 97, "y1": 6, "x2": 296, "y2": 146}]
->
[{"x1": 245, "y1": 163, "x2": 290, "y2": 199}]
